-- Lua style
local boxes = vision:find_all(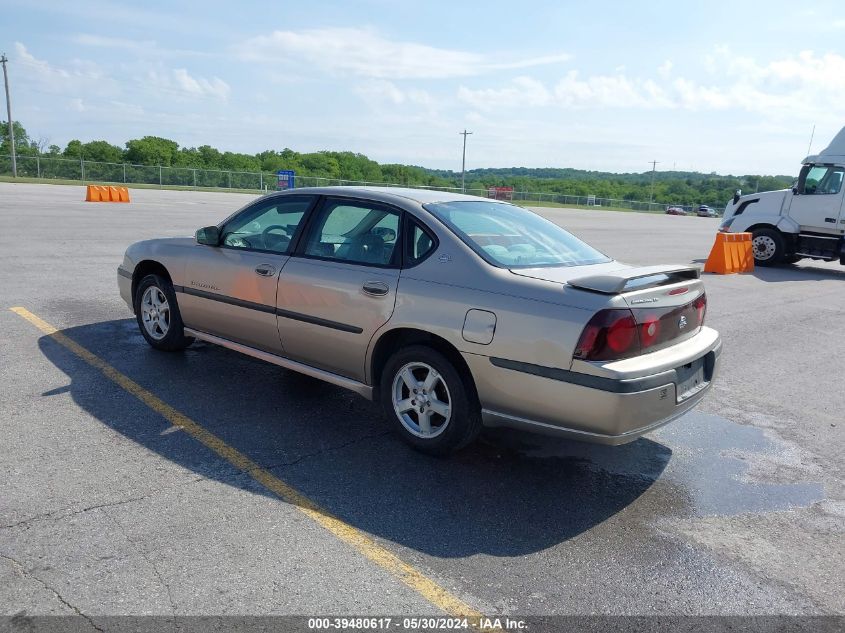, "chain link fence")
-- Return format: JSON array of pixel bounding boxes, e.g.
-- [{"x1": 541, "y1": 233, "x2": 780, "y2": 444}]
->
[{"x1": 1, "y1": 154, "x2": 685, "y2": 213}]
